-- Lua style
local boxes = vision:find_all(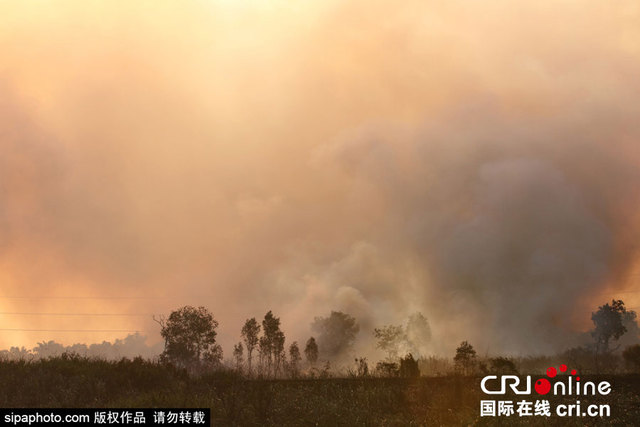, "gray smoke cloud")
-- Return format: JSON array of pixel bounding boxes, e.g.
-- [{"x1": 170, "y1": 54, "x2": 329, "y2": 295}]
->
[{"x1": 312, "y1": 107, "x2": 640, "y2": 355}]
